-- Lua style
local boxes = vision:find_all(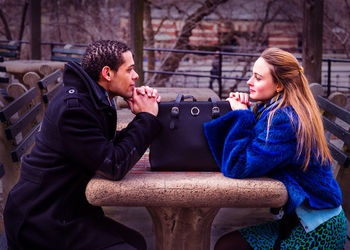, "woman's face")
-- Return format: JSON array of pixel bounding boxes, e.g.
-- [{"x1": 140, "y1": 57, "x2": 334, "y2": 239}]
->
[{"x1": 247, "y1": 57, "x2": 281, "y2": 101}]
